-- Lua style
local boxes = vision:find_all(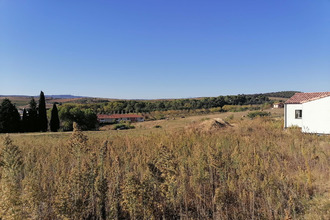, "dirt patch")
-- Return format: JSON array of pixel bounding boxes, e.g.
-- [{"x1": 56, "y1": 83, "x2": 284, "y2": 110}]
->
[
  {"x1": 186, "y1": 118, "x2": 231, "y2": 133},
  {"x1": 200, "y1": 118, "x2": 231, "y2": 131}
]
